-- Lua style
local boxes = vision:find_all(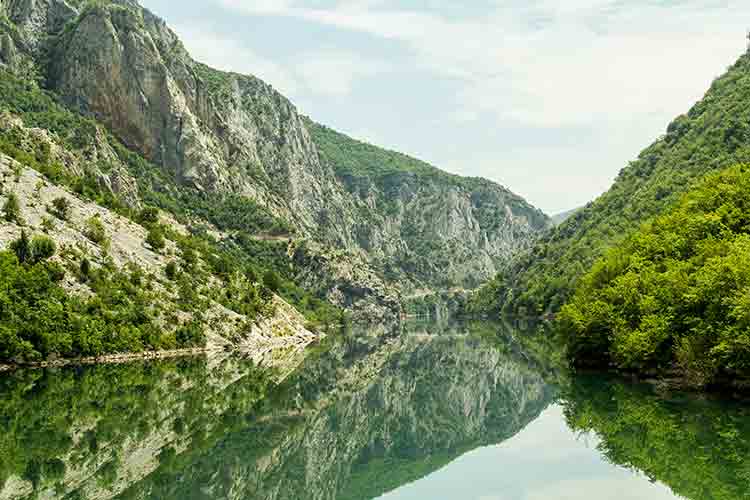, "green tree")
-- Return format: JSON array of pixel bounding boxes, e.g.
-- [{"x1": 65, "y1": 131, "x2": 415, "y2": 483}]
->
[
  {"x1": 165, "y1": 261, "x2": 178, "y2": 280},
  {"x1": 79, "y1": 258, "x2": 91, "y2": 281},
  {"x1": 138, "y1": 206, "x2": 160, "y2": 225},
  {"x1": 84, "y1": 215, "x2": 107, "y2": 246},
  {"x1": 9, "y1": 230, "x2": 31, "y2": 263},
  {"x1": 50, "y1": 197, "x2": 71, "y2": 220},
  {"x1": 559, "y1": 164, "x2": 750, "y2": 387},
  {"x1": 262, "y1": 270, "x2": 281, "y2": 293}
]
